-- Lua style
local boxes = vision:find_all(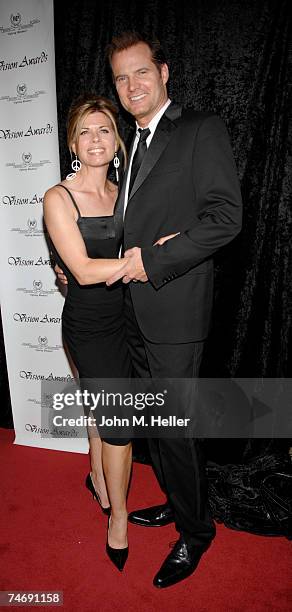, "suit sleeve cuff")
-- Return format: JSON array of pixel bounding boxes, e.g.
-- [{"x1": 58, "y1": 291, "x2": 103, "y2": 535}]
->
[{"x1": 141, "y1": 242, "x2": 187, "y2": 290}]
